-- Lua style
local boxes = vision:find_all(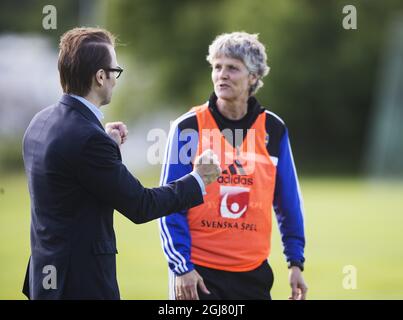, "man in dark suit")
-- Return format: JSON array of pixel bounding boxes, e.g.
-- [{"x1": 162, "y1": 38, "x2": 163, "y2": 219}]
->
[{"x1": 22, "y1": 27, "x2": 220, "y2": 300}]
